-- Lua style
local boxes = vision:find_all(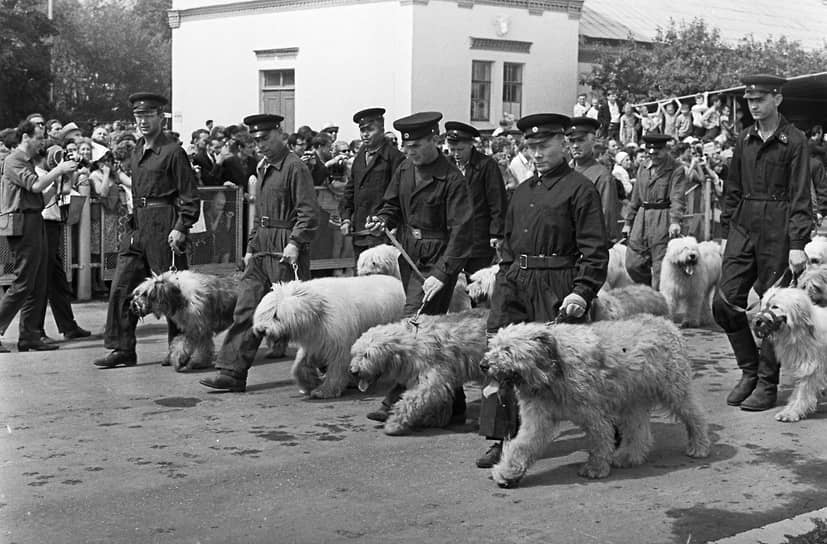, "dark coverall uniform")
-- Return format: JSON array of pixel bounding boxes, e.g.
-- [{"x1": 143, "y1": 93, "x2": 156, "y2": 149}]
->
[
  {"x1": 103, "y1": 132, "x2": 200, "y2": 355},
  {"x1": 373, "y1": 152, "x2": 473, "y2": 411},
  {"x1": 0, "y1": 149, "x2": 50, "y2": 344},
  {"x1": 339, "y1": 139, "x2": 404, "y2": 258},
  {"x1": 479, "y1": 161, "x2": 609, "y2": 439},
  {"x1": 459, "y1": 148, "x2": 507, "y2": 274},
  {"x1": 624, "y1": 155, "x2": 687, "y2": 290},
  {"x1": 712, "y1": 115, "x2": 811, "y2": 406},
  {"x1": 574, "y1": 157, "x2": 621, "y2": 243},
  {"x1": 215, "y1": 147, "x2": 319, "y2": 379}
]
